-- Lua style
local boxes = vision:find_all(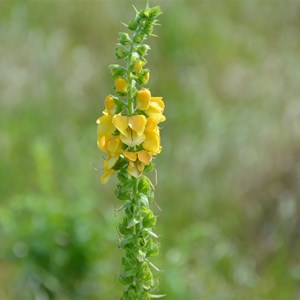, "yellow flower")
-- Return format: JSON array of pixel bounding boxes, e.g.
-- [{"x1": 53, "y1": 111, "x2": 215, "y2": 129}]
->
[
  {"x1": 105, "y1": 95, "x2": 117, "y2": 115},
  {"x1": 113, "y1": 114, "x2": 147, "y2": 147},
  {"x1": 97, "y1": 113, "x2": 115, "y2": 136},
  {"x1": 136, "y1": 88, "x2": 151, "y2": 110},
  {"x1": 143, "y1": 117, "x2": 161, "y2": 155},
  {"x1": 124, "y1": 150, "x2": 152, "y2": 177},
  {"x1": 124, "y1": 150, "x2": 152, "y2": 165},
  {"x1": 145, "y1": 97, "x2": 166, "y2": 123},
  {"x1": 97, "y1": 135, "x2": 123, "y2": 156},
  {"x1": 101, "y1": 156, "x2": 116, "y2": 184},
  {"x1": 115, "y1": 77, "x2": 128, "y2": 93}
]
